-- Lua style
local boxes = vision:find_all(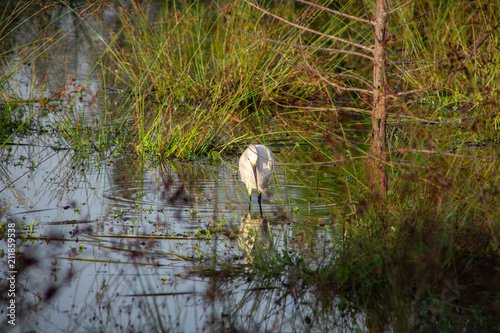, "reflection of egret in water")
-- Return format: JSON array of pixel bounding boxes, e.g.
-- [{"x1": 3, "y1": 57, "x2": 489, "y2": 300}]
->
[
  {"x1": 238, "y1": 212, "x2": 272, "y2": 259},
  {"x1": 239, "y1": 144, "x2": 275, "y2": 216}
]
